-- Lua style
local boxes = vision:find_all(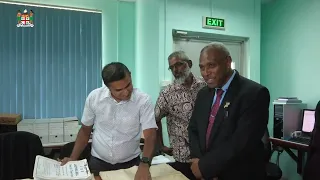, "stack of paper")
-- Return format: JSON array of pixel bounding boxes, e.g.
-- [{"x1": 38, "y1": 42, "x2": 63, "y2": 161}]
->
[
  {"x1": 33, "y1": 155, "x2": 93, "y2": 180},
  {"x1": 99, "y1": 163, "x2": 189, "y2": 180},
  {"x1": 151, "y1": 155, "x2": 173, "y2": 165}
]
